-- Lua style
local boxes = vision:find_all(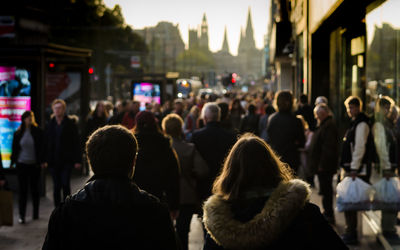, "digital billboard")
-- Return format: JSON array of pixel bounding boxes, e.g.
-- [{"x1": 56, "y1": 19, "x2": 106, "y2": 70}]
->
[
  {"x1": 132, "y1": 82, "x2": 161, "y2": 111},
  {"x1": 0, "y1": 66, "x2": 31, "y2": 168}
]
